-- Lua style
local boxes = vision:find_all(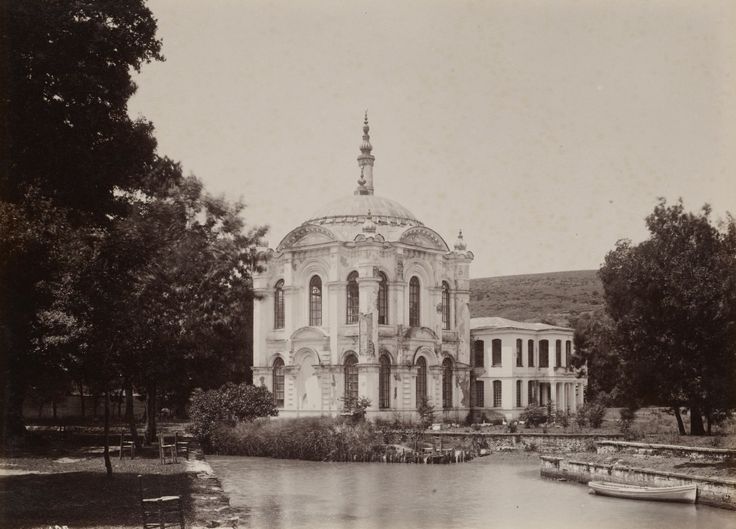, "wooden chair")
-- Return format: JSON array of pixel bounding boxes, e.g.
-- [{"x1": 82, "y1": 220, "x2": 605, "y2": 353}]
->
[
  {"x1": 138, "y1": 474, "x2": 184, "y2": 529},
  {"x1": 120, "y1": 431, "x2": 136, "y2": 459},
  {"x1": 158, "y1": 433, "x2": 177, "y2": 464},
  {"x1": 174, "y1": 432, "x2": 189, "y2": 461}
]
